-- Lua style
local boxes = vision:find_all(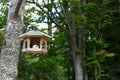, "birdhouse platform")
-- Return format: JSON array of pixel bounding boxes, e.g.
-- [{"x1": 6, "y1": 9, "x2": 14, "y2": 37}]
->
[{"x1": 19, "y1": 30, "x2": 51, "y2": 54}]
